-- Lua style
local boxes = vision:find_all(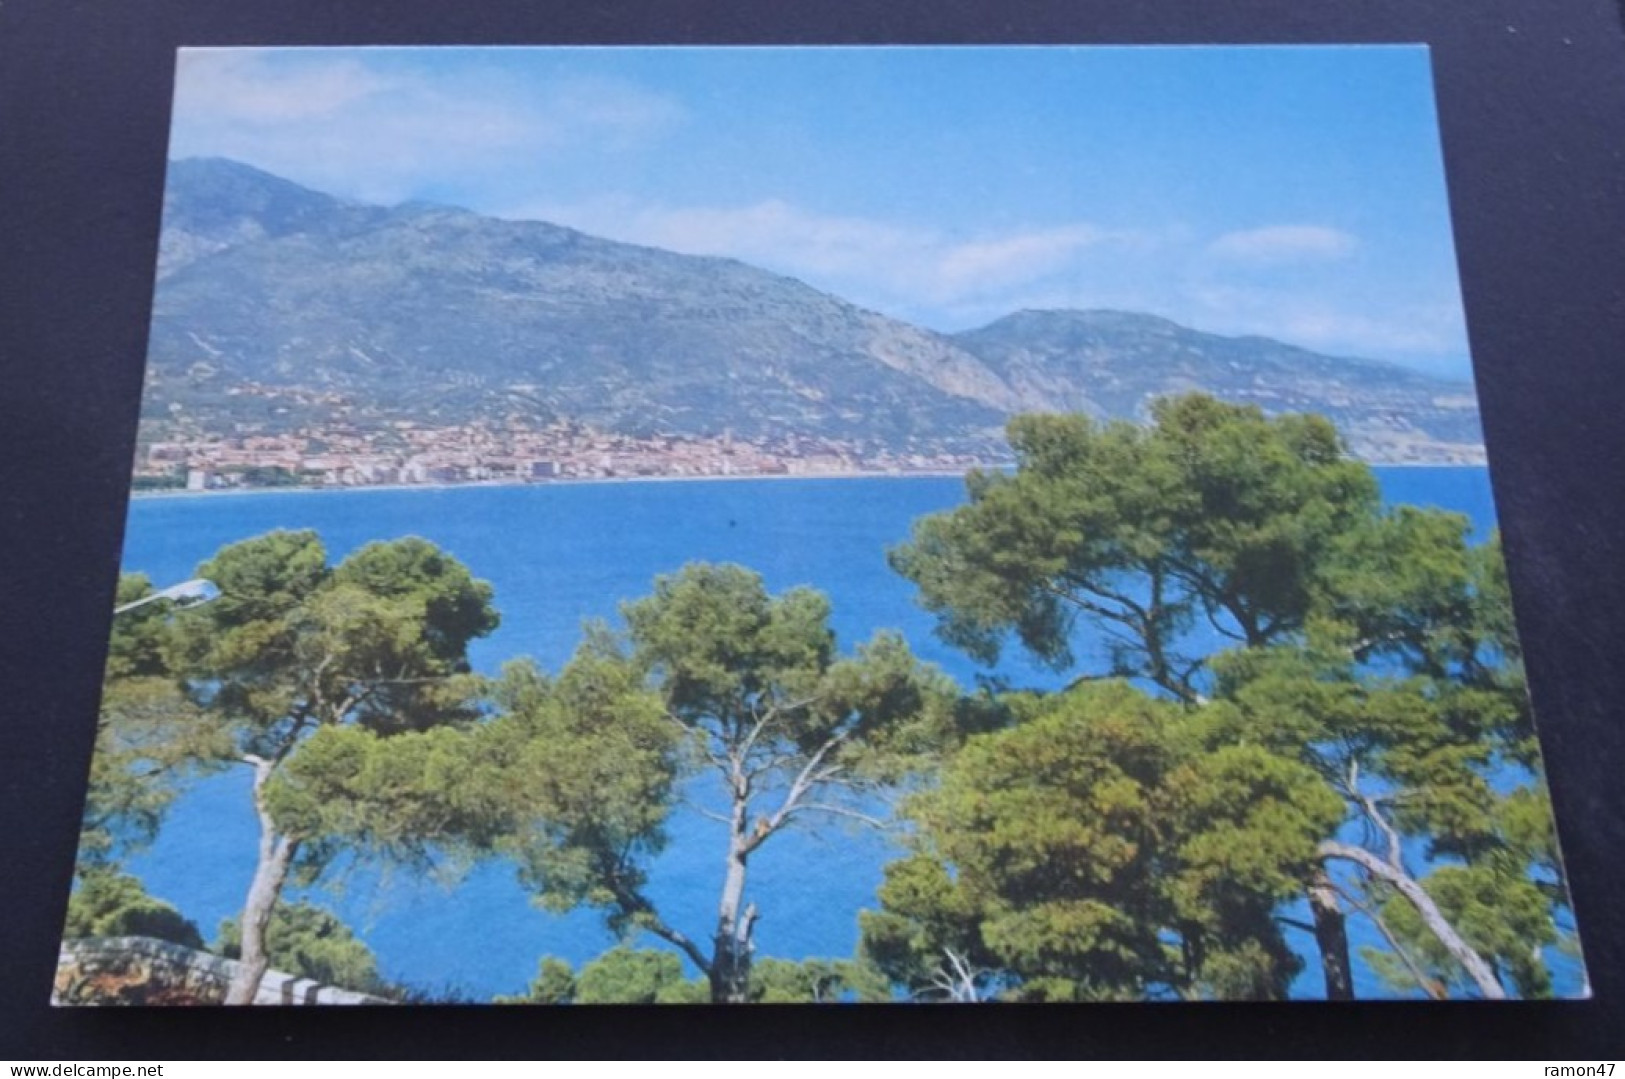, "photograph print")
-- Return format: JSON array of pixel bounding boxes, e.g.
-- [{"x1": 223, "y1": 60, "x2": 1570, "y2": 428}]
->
[{"x1": 58, "y1": 45, "x2": 1589, "y2": 1006}]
